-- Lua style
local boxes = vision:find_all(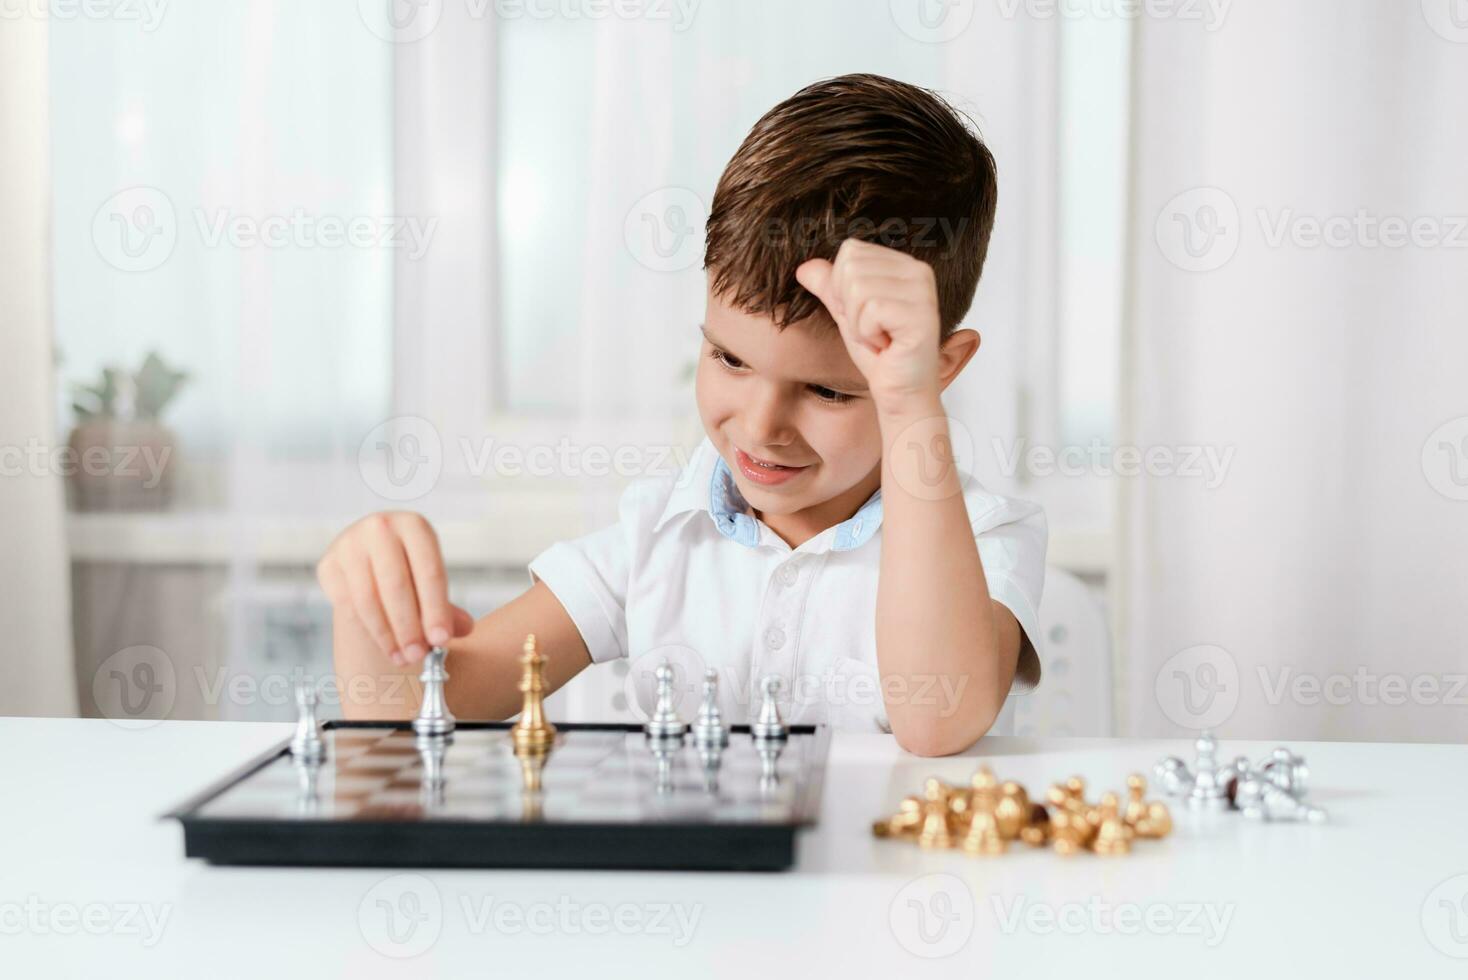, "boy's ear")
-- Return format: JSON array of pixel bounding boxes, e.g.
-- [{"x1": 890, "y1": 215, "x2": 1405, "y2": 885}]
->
[{"x1": 937, "y1": 328, "x2": 982, "y2": 392}]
